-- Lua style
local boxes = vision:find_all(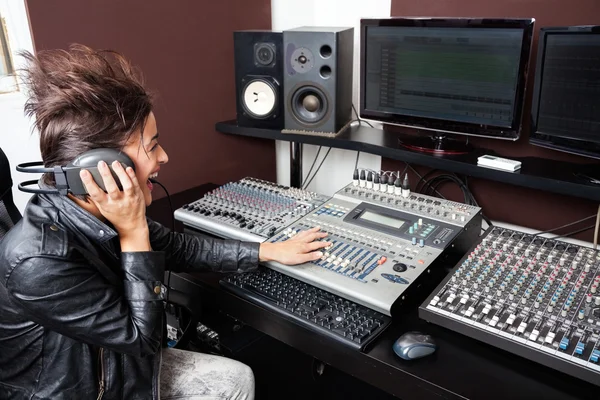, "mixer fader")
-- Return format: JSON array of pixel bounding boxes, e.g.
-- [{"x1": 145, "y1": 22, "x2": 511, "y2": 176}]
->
[
  {"x1": 174, "y1": 178, "x2": 329, "y2": 241},
  {"x1": 420, "y1": 227, "x2": 600, "y2": 386}
]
